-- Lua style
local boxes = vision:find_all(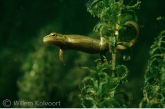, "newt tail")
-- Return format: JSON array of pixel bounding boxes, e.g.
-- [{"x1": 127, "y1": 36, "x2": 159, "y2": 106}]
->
[{"x1": 43, "y1": 21, "x2": 140, "y2": 63}]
